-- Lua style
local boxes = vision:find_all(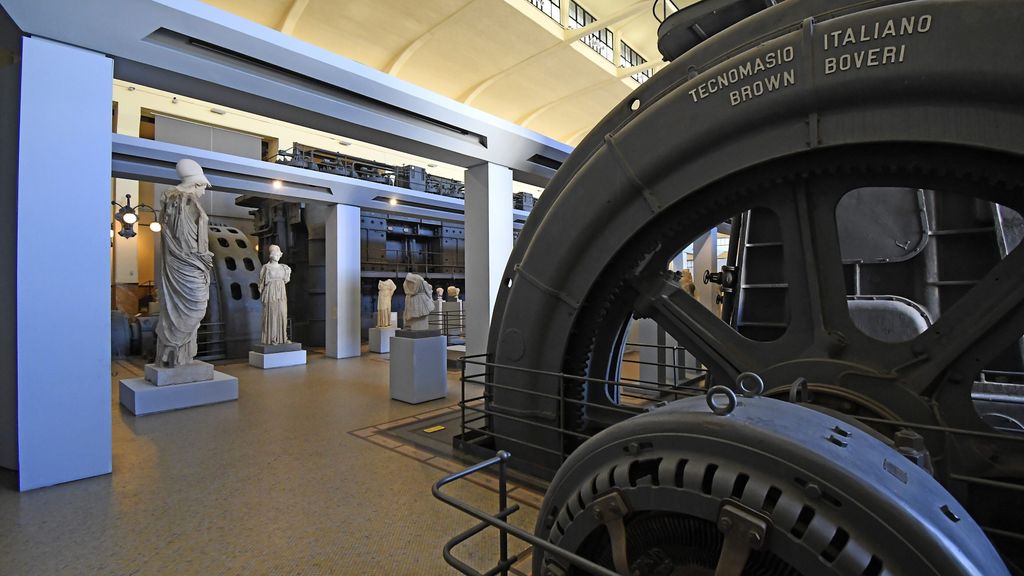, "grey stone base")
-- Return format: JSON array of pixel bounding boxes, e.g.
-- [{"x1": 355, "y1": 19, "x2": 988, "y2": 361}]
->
[
  {"x1": 389, "y1": 334, "x2": 447, "y2": 404},
  {"x1": 249, "y1": 350, "x2": 306, "y2": 369},
  {"x1": 368, "y1": 326, "x2": 398, "y2": 353},
  {"x1": 395, "y1": 329, "x2": 442, "y2": 339},
  {"x1": 144, "y1": 361, "x2": 215, "y2": 386},
  {"x1": 251, "y1": 342, "x2": 303, "y2": 354},
  {"x1": 120, "y1": 372, "x2": 239, "y2": 416}
]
